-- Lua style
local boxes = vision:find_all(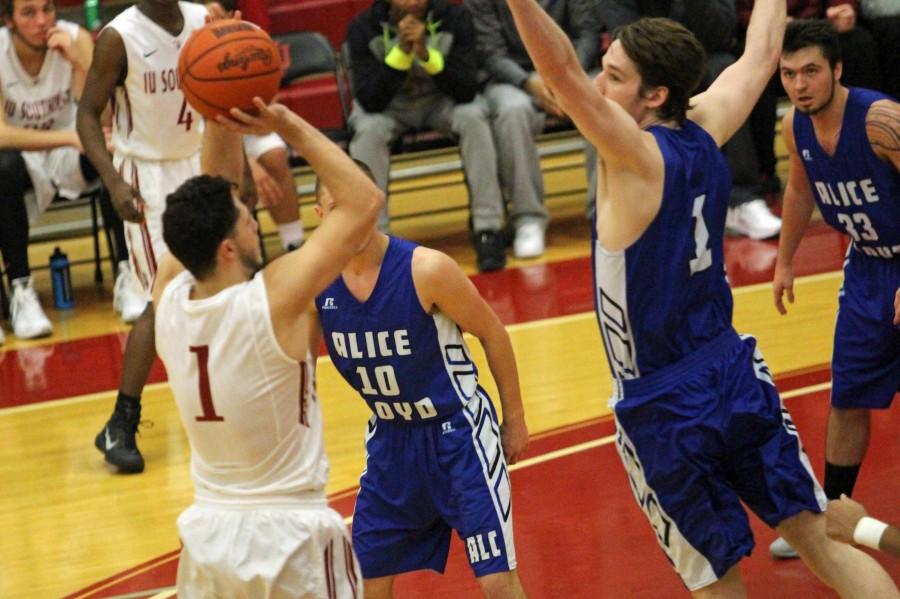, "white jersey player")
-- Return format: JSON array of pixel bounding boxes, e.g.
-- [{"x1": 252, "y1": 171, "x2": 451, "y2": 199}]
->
[
  {"x1": 152, "y1": 100, "x2": 382, "y2": 597},
  {"x1": 100, "y1": 0, "x2": 207, "y2": 292},
  {"x1": 77, "y1": 0, "x2": 209, "y2": 475},
  {"x1": 0, "y1": 18, "x2": 87, "y2": 220}
]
